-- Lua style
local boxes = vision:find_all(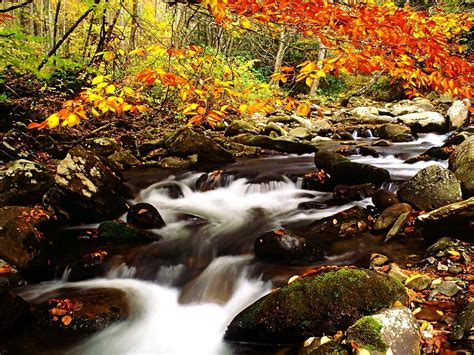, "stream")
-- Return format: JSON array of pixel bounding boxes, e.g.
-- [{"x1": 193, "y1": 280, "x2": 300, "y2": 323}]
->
[{"x1": 10, "y1": 133, "x2": 451, "y2": 354}]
